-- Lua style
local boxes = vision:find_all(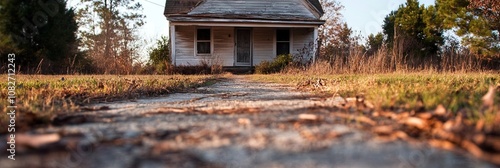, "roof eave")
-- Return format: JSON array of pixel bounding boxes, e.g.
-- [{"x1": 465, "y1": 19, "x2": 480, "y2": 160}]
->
[
  {"x1": 303, "y1": 0, "x2": 324, "y2": 18},
  {"x1": 167, "y1": 16, "x2": 326, "y2": 25}
]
